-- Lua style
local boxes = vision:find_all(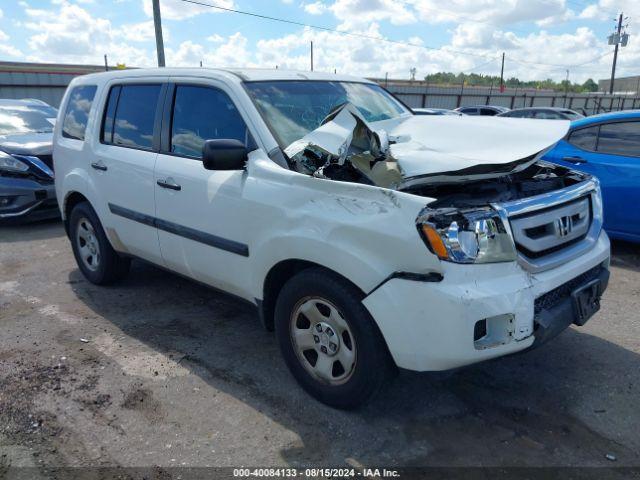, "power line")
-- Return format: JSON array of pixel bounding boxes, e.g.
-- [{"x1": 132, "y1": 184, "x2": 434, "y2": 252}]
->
[
  {"x1": 462, "y1": 57, "x2": 500, "y2": 74},
  {"x1": 508, "y1": 50, "x2": 613, "y2": 68},
  {"x1": 176, "y1": 0, "x2": 487, "y2": 60},
  {"x1": 176, "y1": 0, "x2": 611, "y2": 69}
]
